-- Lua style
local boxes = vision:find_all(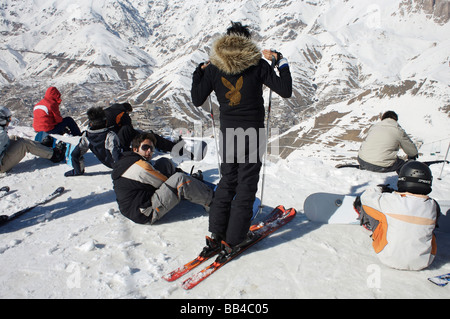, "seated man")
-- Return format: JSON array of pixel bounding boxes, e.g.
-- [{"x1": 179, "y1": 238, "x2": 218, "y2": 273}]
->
[
  {"x1": 0, "y1": 106, "x2": 65, "y2": 173},
  {"x1": 354, "y1": 161, "x2": 439, "y2": 270},
  {"x1": 112, "y1": 132, "x2": 213, "y2": 224},
  {"x1": 357, "y1": 111, "x2": 418, "y2": 173},
  {"x1": 65, "y1": 107, "x2": 121, "y2": 176}
]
